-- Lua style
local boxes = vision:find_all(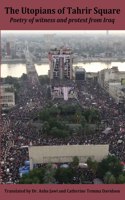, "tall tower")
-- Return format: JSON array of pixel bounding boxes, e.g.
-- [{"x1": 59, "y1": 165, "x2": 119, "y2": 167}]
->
[
  {"x1": 48, "y1": 47, "x2": 73, "y2": 81},
  {"x1": 44, "y1": 34, "x2": 55, "y2": 50},
  {"x1": 106, "y1": 30, "x2": 109, "y2": 37},
  {"x1": 105, "y1": 30, "x2": 111, "y2": 69},
  {"x1": 106, "y1": 30, "x2": 109, "y2": 57},
  {"x1": 6, "y1": 34, "x2": 15, "y2": 57},
  {"x1": 6, "y1": 42, "x2": 11, "y2": 56}
]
